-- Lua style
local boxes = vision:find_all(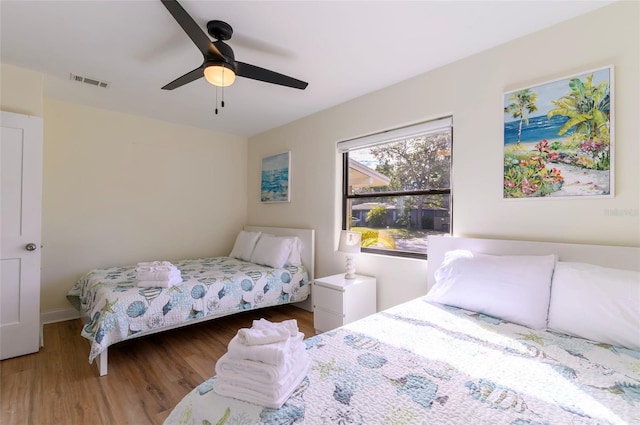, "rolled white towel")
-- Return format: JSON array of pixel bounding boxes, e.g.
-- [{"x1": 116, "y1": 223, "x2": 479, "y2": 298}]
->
[
  {"x1": 252, "y1": 318, "x2": 299, "y2": 337},
  {"x1": 237, "y1": 326, "x2": 290, "y2": 346},
  {"x1": 216, "y1": 343, "x2": 306, "y2": 385},
  {"x1": 214, "y1": 355, "x2": 310, "y2": 409}
]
